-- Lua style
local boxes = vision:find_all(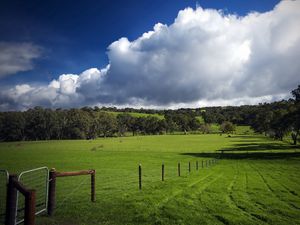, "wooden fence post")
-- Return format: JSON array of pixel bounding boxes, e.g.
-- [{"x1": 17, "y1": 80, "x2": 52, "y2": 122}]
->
[
  {"x1": 162, "y1": 164, "x2": 164, "y2": 181},
  {"x1": 196, "y1": 161, "x2": 198, "y2": 170},
  {"x1": 47, "y1": 168, "x2": 56, "y2": 216},
  {"x1": 24, "y1": 189, "x2": 36, "y2": 225},
  {"x1": 189, "y1": 162, "x2": 191, "y2": 173},
  {"x1": 5, "y1": 174, "x2": 17, "y2": 225},
  {"x1": 91, "y1": 170, "x2": 95, "y2": 202},
  {"x1": 178, "y1": 163, "x2": 181, "y2": 177},
  {"x1": 139, "y1": 164, "x2": 142, "y2": 190}
]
